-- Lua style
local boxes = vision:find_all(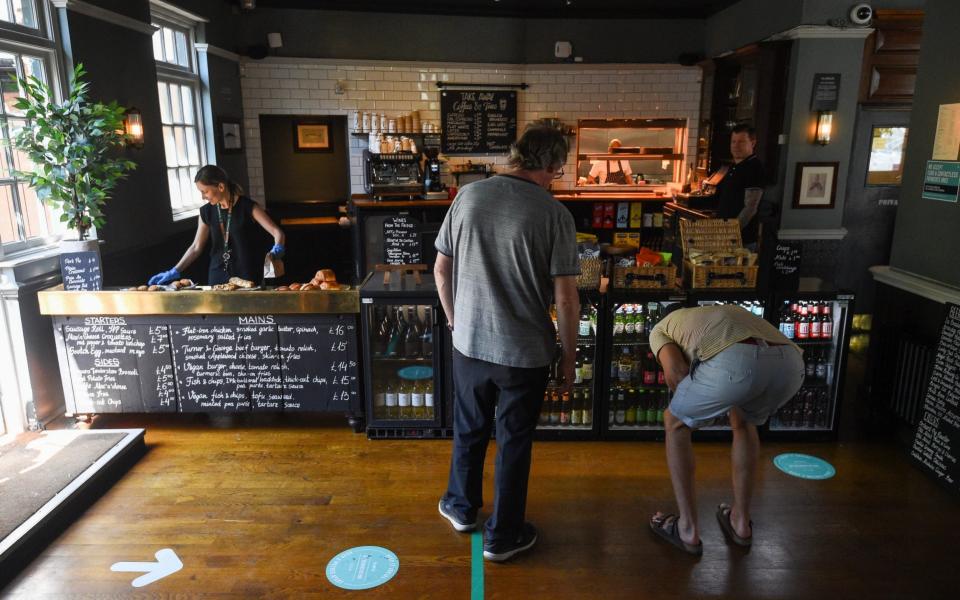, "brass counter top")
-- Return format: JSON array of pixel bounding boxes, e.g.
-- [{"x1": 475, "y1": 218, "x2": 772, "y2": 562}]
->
[{"x1": 38, "y1": 285, "x2": 360, "y2": 316}]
